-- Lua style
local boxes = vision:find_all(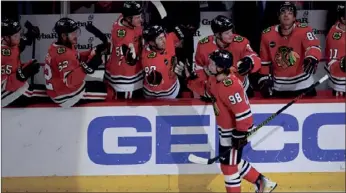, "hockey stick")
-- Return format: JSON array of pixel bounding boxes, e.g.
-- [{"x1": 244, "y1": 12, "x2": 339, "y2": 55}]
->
[
  {"x1": 188, "y1": 75, "x2": 329, "y2": 165},
  {"x1": 150, "y1": 1, "x2": 167, "y2": 19},
  {"x1": 24, "y1": 21, "x2": 36, "y2": 85},
  {"x1": 85, "y1": 23, "x2": 108, "y2": 44}
]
